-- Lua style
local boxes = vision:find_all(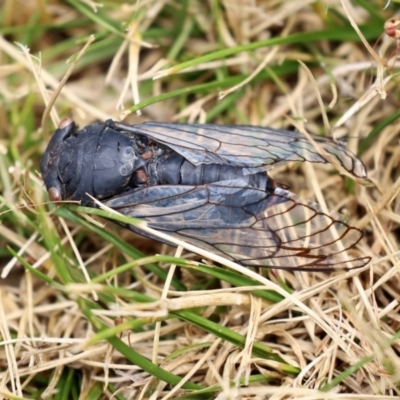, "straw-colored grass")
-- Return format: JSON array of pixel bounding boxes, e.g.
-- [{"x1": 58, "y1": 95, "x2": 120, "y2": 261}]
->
[{"x1": 1, "y1": 1, "x2": 400, "y2": 399}]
